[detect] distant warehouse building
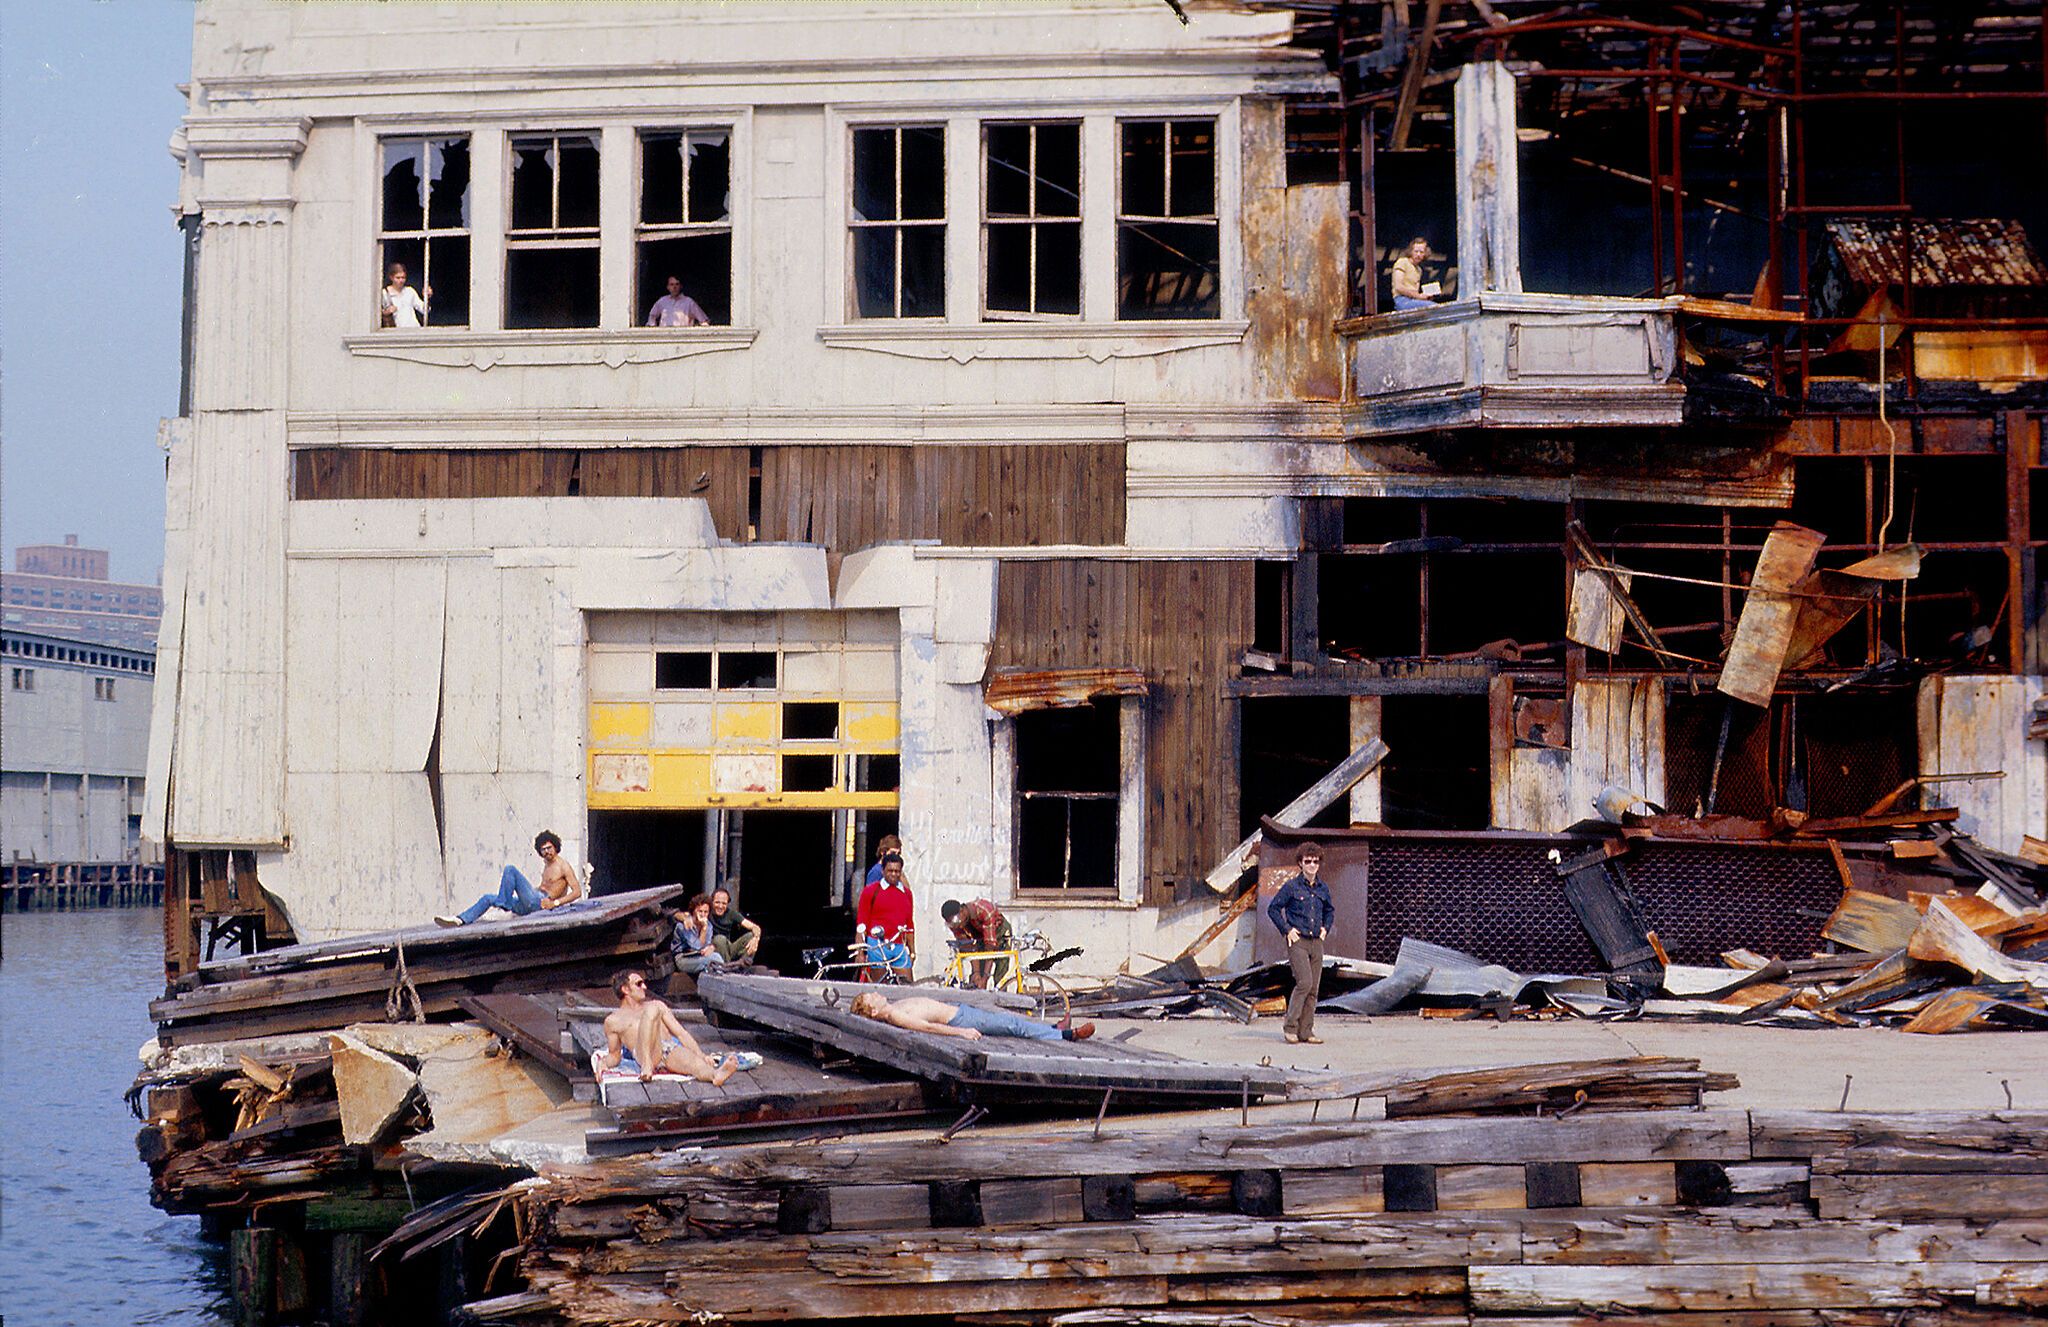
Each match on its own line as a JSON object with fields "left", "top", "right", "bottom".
{"left": 2, "top": 627, "right": 158, "bottom": 871}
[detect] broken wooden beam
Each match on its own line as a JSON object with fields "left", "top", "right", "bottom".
{"left": 1201, "top": 738, "right": 1389, "bottom": 893}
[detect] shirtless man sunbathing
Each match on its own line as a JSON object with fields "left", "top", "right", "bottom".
{"left": 601, "top": 969, "right": 739, "bottom": 1085}
{"left": 849, "top": 990, "right": 1092, "bottom": 1042}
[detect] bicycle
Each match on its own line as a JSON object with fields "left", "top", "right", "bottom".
{"left": 940, "top": 926, "right": 1082, "bottom": 1021}
{"left": 803, "top": 940, "right": 912, "bottom": 986}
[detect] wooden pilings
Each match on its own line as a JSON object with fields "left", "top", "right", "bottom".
{"left": 1, "top": 862, "right": 163, "bottom": 912}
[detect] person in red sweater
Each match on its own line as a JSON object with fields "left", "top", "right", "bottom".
{"left": 856, "top": 852, "right": 915, "bottom": 979}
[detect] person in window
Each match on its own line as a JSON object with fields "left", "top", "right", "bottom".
{"left": 380, "top": 261, "right": 431, "bottom": 327}
{"left": 1266, "top": 842, "right": 1333, "bottom": 1045}
{"left": 856, "top": 852, "right": 915, "bottom": 979}
{"left": 647, "top": 275, "right": 711, "bottom": 327}
{"left": 1390, "top": 237, "right": 1440, "bottom": 311}
{"left": 941, "top": 897, "right": 1015, "bottom": 989}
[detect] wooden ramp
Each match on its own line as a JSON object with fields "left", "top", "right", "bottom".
{"left": 151, "top": 885, "right": 686, "bottom": 1046}
{"left": 695, "top": 973, "right": 1291, "bottom": 1106}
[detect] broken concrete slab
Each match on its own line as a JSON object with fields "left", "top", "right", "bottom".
{"left": 329, "top": 1031, "right": 419, "bottom": 1145}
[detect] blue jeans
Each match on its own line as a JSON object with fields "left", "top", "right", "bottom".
{"left": 947, "top": 1002, "right": 1061, "bottom": 1041}
{"left": 1393, "top": 294, "right": 1434, "bottom": 310}
{"left": 457, "top": 865, "right": 544, "bottom": 924}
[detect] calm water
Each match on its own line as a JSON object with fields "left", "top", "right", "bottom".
{"left": 1, "top": 907, "right": 232, "bottom": 1326}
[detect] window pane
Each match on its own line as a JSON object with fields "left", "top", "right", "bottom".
{"left": 510, "top": 140, "right": 555, "bottom": 230}
{"left": 1118, "top": 221, "right": 1219, "bottom": 318}
{"left": 718, "top": 651, "right": 778, "bottom": 689}
{"left": 505, "top": 247, "right": 600, "bottom": 328}
{"left": 557, "top": 135, "right": 601, "bottom": 229}
{"left": 382, "top": 141, "right": 425, "bottom": 231}
{"left": 1121, "top": 122, "right": 1166, "bottom": 216}
{"left": 636, "top": 233, "right": 731, "bottom": 325}
{"left": 642, "top": 131, "right": 685, "bottom": 225}
{"left": 687, "top": 132, "right": 731, "bottom": 222}
{"left": 1036, "top": 222, "right": 1082, "bottom": 315}
{"left": 1169, "top": 121, "right": 1215, "bottom": 216}
{"left": 852, "top": 129, "right": 896, "bottom": 222}
{"left": 1018, "top": 799, "right": 1072, "bottom": 890}
{"left": 986, "top": 125, "right": 1032, "bottom": 217}
{"left": 423, "top": 235, "right": 471, "bottom": 327}
{"left": 899, "top": 225, "right": 946, "bottom": 317}
{"left": 900, "top": 126, "right": 945, "bottom": 221}
{"left": 853, "top": 228, "right": 898, "bottom": 318}
{"left": 426, "top": 138, "right": 470, "bottom": 229}
{"left": 986, "top": 225, "right": 1032, "bottom": 313}
{"left": 656, "top": 651, "right": 712, "bottom": 689}
{"left": 1038, "top": 123, "right": 1081, "bottom": 217}
{"left": 1067, "top": 799, "right": 1117, "bottom": 890}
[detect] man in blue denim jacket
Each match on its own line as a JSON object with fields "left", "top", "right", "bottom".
{"left": 1265, "top": 843, "right": 1334, "bottom": 1045}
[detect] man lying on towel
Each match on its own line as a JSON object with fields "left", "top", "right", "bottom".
{"left": 849, "top": 991, "right": 1093, "bottom": 1042}
{"left": 602, "top": 968, "right": 739, "bottom": 1085}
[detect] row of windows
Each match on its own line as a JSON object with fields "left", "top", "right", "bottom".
{"left": 378, "top": 117, "right": 1220, "bottom": 331}
{"left": 2, "top": 638, "right": 154, "bottom": 673}
{"left": 6, "top": 669, "right": 120, "bottom": 700}
{"left": 6, "top": 589, "right": 158, "bottom": 609}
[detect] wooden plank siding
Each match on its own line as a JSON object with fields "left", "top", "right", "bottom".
{"left": 992, "top": 560, "right": 1254, "bottom": 905}
{"left": 291, "top": 444, "right": 1123, "bottom": 565}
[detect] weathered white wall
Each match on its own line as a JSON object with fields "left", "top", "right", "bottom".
{"left": 1919, "top": 676, "right": 2046, "bottom": 856}
{"left": 1495, "top": 678, "right": 1665, "bottom": 832}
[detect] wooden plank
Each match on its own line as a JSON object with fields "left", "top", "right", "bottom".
{"left": 1576, "top": 1161, "right": 1677, "bottom": 1207}
{"left": 1718, "top": 521, "right": 1825, "bottom": 707}
{"left": 1521, "top": 1213, "right": 2048, "bottom": 1265}
{"left": 1202, "top": 738, "right": 1390, "bottom": 893}
{"left": 1436, "top": 1164, "right": 1527, "bottom": 1211}
{"left": 1752, "top": 1111, "right": 2048, "bottom": 1162}
{"left": 1812, "top": 1172, "right": 2048, "bottom": 1221}
{"left": 1471, "top": 1262, "right": 2048, "bottom": 1312}
{"left": 1281, "top": 1168, "right": 1386, "bottom": 1216}
{"left": 978, "top": 1177, "right": 1085, "bottom": 1227}
{"left": 1908, "top": 898, "right": 2048, "bottom": 988}
{"left": 826, "top": 1183, "right": 931, "bottom": 1231}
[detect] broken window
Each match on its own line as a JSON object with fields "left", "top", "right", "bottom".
{"left": 637, "top": 129, "right": 732, "bottom": 326}
{"left": 379, "top": 135, "right": 471, "bottom": 327}
{"left": 984, "top": 122, "right": 1081, "bottom": 319}
{"left": 506, "top": 132, "right": 600, "bottom": 328}
{"left": 851, "top": 125, "right": 946, "bottom": 318}
{"left": 1117, "top": 119, "right": 1219, "bottom": 319}
{"left": 1015, "top": 699, "right": 1119, "bottom": 894}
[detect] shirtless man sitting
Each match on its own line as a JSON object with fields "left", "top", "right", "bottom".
{"left": 601, "top": 969, "right": 740, "bottom": 1085}
{"left": 438, "top": 830, "right": 583, "bottom": 926}
{"left": 848, "top": 990, "right": 1092, "bottom": 1042}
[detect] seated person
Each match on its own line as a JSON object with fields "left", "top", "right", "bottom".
{"left": 849, "top": 990, "right": 1092, "bottom": 1042}
{"left": 1390, "top": 237, "right": 1441, "bottom": 311}
{"left": 941, "top": 897, "right": 1015, "bottom": 989}
{"left": 708, "top": 887, "right": 761, "bottom": 965}
{"left": 856, "top": 852, "right": 914, "bottom": 978}
{"left": 437, "top": 830, "right": 581, "bottom": 926}
{"left": 670, "top": 894, "right": 722, "bottom": 974}
{"left": 601, "top": 969, "right": 739, "bottom": 1085}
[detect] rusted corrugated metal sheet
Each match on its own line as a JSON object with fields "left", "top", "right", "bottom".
{"left": 1827, "top": 219, "right": 2048, "bottom": 289}
{"left": 983, "top": 667, "right": 1149, "bottom": 716}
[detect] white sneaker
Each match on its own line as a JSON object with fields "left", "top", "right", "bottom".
{"left": 434, "top": 914, "right": 463, "bottom": 927}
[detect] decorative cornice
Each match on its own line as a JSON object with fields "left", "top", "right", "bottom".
{"left": 285, "top": 403, "right": 1129, "bottom": 448}
{"left": 180, "top": 116, "right": 313, "bottom": 161}
{"left": 342, "top": 327, "right": 760, "bottom": 370}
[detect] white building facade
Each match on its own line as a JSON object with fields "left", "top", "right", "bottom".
{"left": 4, "top": 629, "right": 156, "bottom": 866}
{"left": 153, "top": 0, "right": 1342, "bottom": 964}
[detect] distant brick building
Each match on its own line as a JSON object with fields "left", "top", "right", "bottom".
{"left": 3, "top": 536, "right": 163, "bottom": 652}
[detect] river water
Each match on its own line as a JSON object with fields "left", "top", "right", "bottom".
{"left": 1, "top": 907, "right": 232, "bottom": 1326}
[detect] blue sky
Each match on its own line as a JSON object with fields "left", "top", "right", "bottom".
{"left": 2, "top": 1, "right": 194, "bottom": 586}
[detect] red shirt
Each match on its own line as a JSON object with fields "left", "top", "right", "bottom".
{"left": 858, "top": 878, "right": 914, "bottom": 943}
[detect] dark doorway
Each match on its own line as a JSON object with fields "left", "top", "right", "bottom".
{"left": 730, "top": 810, "right": 846, "bottom": 973}
{"left": 1380, "top": 695, "right": 1490, "bottom": 830}
{"left": 589, "top": 809, "right": 707, "bottom": 896}
{"left": 1239, "top": 696, "right": 1354, "bottom": 835}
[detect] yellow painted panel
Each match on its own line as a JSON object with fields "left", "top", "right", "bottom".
{"left": 842, "top": 702, "right": 899, "bottom": 745}
{"left": 716, "top": 702, "right": 779, "bottom": 744}
{"left": 649, "top": 753, "right": 712, "bottom": 798}
{"left": 590, "top": 702, "right": 651, "bottom": 745}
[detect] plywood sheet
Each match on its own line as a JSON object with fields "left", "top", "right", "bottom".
{"left": 1718, "top": 522, "right": 1824, "bottom": 708}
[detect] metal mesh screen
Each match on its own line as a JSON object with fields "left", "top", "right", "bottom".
{"left": 1359, "top": 837, "right": 1840, "bottom": 971}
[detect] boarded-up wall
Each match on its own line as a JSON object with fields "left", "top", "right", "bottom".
{"left": 992, "top": 560, "right": 1254, "bottom": 903}
{"left": 292, "top": 444, "right": 1124, "bottom": 564}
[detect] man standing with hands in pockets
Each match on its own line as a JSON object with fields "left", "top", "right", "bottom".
{"left": 1266, "top": 843, "right": 1333, "bottom": 1045}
